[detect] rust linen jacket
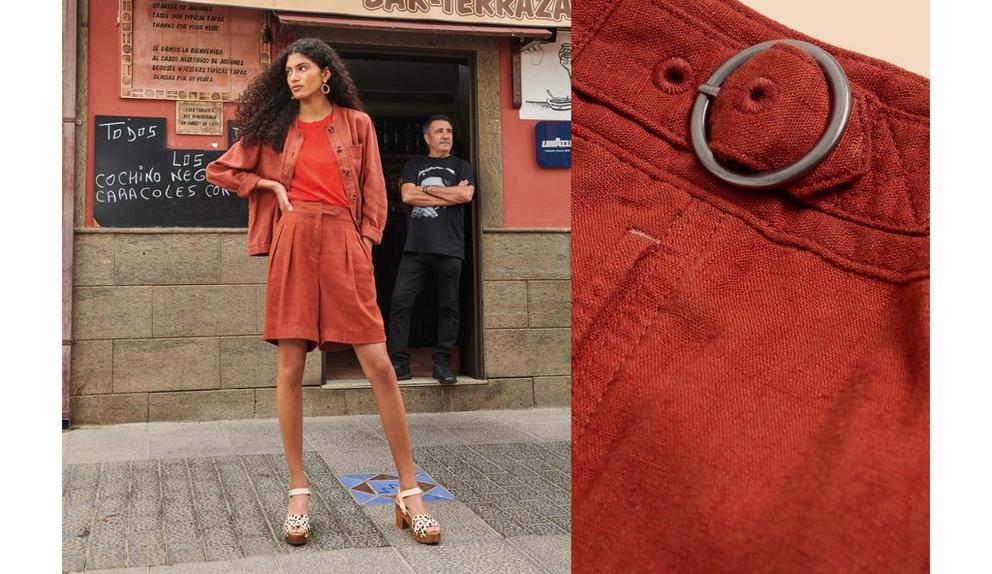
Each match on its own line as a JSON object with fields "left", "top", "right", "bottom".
{"left": 205, "top": 105, "right": 387, "bottom": 256}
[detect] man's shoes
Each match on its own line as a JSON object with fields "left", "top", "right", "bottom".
{"left": 432, "top": 364, "right": 457, "bottom": 385}
{"left": 393, "top": 363, "right": 412, "bottom": 381}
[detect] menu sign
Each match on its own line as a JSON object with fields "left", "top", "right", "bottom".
{"left": 92, "top": 115, "right": 247, "bottom": 228}
{"left": 120, "top": 0, "right": 269, "bottom": 101}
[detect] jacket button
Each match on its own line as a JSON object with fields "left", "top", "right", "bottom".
{"left": 336, "top": 146, "right": 343, "bottom": 153}
{"left": 343, "top": 169, "right": 350, "bottom": 175}
{"left": 328, "top": 126, "right": 335, "bottom": 133}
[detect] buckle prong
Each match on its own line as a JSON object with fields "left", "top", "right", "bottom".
{"left": 698, "top": 84, "right": 721, "bottom": 98}
{"left": 689, "top": 39, "right": 852, "bottom": 189}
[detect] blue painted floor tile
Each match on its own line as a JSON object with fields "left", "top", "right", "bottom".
{"left": 338, "top": 472, "right": 455, "bottom": 506}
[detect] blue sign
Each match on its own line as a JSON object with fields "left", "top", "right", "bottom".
{"left": 535, "top": 121, "right": 571, "bottom": 168}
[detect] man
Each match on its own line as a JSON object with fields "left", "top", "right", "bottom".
{"left": 388, "top": 114, "right": 475, "bottom": 384}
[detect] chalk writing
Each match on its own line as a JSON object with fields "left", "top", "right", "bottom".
{"left": 93, "top": 115, "right": 245, "bottom": 227}
{"left": 97, "top": 121, "right": 158, "bottom": 142}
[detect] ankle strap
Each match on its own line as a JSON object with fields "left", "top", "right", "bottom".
{"left": 398, "top": 487, "right": 423, "bottom": 500}
{"left": 289, "top": 488, "right": 310, "bottom": 497}
{"left": 395, "top": 487, "right": 423, "bottom": 515}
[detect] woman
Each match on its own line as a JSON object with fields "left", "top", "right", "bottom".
{"left": 206, "top": 38, "right": 441, "bottom": 546}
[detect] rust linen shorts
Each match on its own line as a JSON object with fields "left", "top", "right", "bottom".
{"left": 263, "top": 200, "right": 385, "bottom": 351}
{"left": 572, "top": 0, "right": 928, "bottom": 570}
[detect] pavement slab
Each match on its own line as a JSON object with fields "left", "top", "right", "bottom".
{"left": 398, "top": 539, "right": 548, "bottom": 574}
{"left": 64, "top": 408, "right": 570, "bottom": 573}
{"left": 509, "top": 534, "right": 571, "bottom": 574}
{"left": 63, "top": 424, "right": 149, "bottom": 465}
{"left": 275, "top": 547, "right": 412, "bottom": 574}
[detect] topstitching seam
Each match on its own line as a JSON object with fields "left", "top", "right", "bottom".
{"left": 881, "top": 113, "right": 924, "bottom": 227}
{"left": 573, "top": 0, "right": 622, "bottom": 61}
{"left": 573, "top": 87, "right": 925, "bottom": 234}
{"left": 663, "top": 0, "right": 930, "bottom": 117}
{"left": 573, "top": 125, "right": 928, "bottom": 284}
{"left": 626, "top": 0, "right": 930, "bottom": 123}
{"left": 574, "top": 203, "right": 725, "bottom": 441}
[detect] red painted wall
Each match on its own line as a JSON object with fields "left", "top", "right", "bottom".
{"left": 498, "top": 39, "right": 571, "bottom": 229}
{"left": 86, "top": 5, "right": 570, "bottom": 229}
{"left": 85, "top": 1, "right": 246, "bottom": 226}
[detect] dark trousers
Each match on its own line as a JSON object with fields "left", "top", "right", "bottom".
{"left": 387, "top": 252, "right": 462, "bottom": 367}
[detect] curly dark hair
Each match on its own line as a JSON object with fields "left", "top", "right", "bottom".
{"left": 235, "top": 38, "right": 365, "bottom": 151}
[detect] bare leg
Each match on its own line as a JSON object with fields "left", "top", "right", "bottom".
{"left": 354, "top": 342, "right": 440, "bottom": 535}
{"left": 276, "top": 339, "right": 309, "bottom": 534}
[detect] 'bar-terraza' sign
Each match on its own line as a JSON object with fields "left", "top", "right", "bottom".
{"left": 179, "top": 0, "right": 571, "bottom": 28}
{"left": 361, "top": 0, "right": 571, "bottom": 23}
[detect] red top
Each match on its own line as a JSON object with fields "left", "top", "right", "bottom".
{"left": 288, "top": 111, "right": 349, "bottom": 207}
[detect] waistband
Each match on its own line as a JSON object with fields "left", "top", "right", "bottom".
{"left": 573, "top": 0, "right": 929, "bottom": 282}
{"left": 287, "top": 200, "right": 355, "bottom": 222}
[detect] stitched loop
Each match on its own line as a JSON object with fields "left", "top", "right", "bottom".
{"left": 652, "top": 57, "right": 694, "bottom": 94}
{"left": 735, "top": 76, "right": 777, "bottom": 113}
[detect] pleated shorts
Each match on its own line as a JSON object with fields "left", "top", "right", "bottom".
{"left": 263, "top": 200, "right": 385, "bottom": 351}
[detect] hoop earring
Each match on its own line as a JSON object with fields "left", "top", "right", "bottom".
{"left": 320, "top": 82, "right": 330, "bottom": 95}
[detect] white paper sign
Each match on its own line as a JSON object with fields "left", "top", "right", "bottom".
{"left": 520, "top": 31, "right": 571, "bottom": 121}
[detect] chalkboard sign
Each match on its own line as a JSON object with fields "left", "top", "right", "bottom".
{"left": 93, "top": 115, "right": 247, "bottom": 227}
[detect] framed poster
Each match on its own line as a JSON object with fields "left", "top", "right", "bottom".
{"left": 520, "top": 30, "right": 571, "bottom": 120}
{"left": 120, "top": 0, "right": 269, "bottom": 101}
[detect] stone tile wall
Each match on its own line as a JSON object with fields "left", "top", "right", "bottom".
{"left": 70, "top": 229, "right": 572, "bottom": 424}
{"left": 70, "top": 231, "right": 324, "bottom": 425}
{"left": 480, "top": 230, "right": 572, "bottom": 408}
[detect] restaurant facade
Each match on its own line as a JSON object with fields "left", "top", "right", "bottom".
{"left": 63, "top": 0, "right": 571, "bottom": 425}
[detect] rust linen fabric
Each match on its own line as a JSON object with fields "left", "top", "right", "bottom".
{"left": 571, "top": 0, "right": 929, "bottom": 571}
{"left": 205, "top": 105, "right": 386, "bottom": 255}
{"left": 264, "top": 201, "right": 384, "bottom": 352}
{"left": 205, "top": 105, "right": 389, "bottom": 350}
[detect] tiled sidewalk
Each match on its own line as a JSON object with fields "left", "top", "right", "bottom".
{"left": 62, "top": 408, "right": 570, "bottom": 573}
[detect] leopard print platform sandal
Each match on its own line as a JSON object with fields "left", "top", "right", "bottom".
{"left": 394, "top": 487, "right": 441, "bottom": 544}
{"left": 283, "top": 487, "right": 311, "bottom": 545}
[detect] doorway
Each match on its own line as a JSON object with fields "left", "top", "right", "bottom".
{"left": 323, "top": 48, "right": 482, "bottom": 382}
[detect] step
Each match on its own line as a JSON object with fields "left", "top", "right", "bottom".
{"left": 321, "top": 376, "right": 487, "bottom": 389}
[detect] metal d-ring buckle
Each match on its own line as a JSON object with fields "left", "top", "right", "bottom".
{"left": 689, "top": 39, "right": 852, "bottom": 189}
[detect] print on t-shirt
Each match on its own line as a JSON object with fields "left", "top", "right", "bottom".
{"left": 410, "top": 168, "right": 453, "bottom": 220}
{"left": 401, "top": 155, "right": 475, "bottom": 260}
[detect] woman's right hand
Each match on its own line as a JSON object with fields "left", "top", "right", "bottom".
{"left": 263, "top": 180, "right": 293, "bottom": 212}
{"left": 273, "top": 182, "right": 293, "bottom": 213}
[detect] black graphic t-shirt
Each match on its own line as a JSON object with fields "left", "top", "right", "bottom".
{"left": 400, "top": 155, "right": 475, "bottom": 260}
